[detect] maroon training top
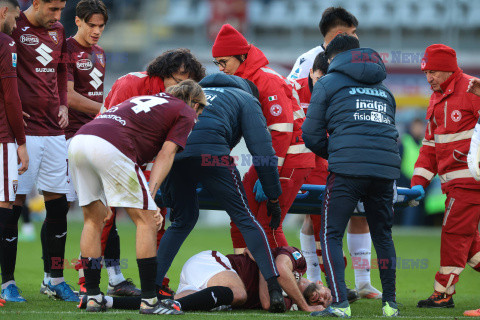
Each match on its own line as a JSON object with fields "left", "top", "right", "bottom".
{"left": 11, "top": 12, "right": 68, "bottom": 136}
{"left": 76, "top": 93, "right": 197, "bottom": 165}
{"left": 227, "top": 246, "right": 307, "bottom": 309}
{"left": 0, "top": 32, "right": 25, "bottom": 145}
{"left": 65, "top": 37, "right": 105, "bottom": 140}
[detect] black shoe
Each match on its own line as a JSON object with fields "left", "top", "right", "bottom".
{"left": 140, "top": 298, "right": 183, "bottom": 315}
{"left": 107, "top": 279, "right": 141, "bottom": 296}
{"left": 77, "top": 294, "right": 87, "bottom": 309}
{"left": 417, "top": 291, "right": 454, "bottom": 308}
{"left": 268, "top": 289, "right": 286, "bottom": 313}
{"left": 347, "top": 287, "right": 360, "bottom": 304}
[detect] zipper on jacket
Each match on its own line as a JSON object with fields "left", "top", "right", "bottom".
{"left": 444, "top": 101, "right": 447, "bottom": 128}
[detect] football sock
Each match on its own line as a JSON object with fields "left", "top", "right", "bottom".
{"left": 50, "top": 277, "right": 65, "bottom": 286}
{"left": 112, "top": 296, "right": 141, "bottom": 310}
{"left": 83, "top": 256, "right": 102, "bottom": 296}
{"left": 21, "top": 204, "right": 31, "bottom": 223}
{"left": 45, "top": 196, "right": 69, "bottom": 278}
{"left": 1, "top": 280, "right": 15, "bottom": 290}
{"left": 137, "top": 257, "right": 157, "bottom": 299}
{"left": 347, "top": 232, "right": 372, "bottom": 287}
{"left": 107, "top": 265, "right": 125, "bottom": 286}
{"left": 0, "top": 206, "right": 21, "bottom": 284}
{"left": 41, "top": 220, "right": 50, "bottom": 274}
{"left": 105, "top": 296, "right": 113, "bottom": 309}
{"left": 176, "top": 286, "right": 234, "bottom": 311}
{"left": 300, "top": 232, "right": 322, "bottom": 282}
{"left": 44, "top": 273, "right": 51, "bottom": 284}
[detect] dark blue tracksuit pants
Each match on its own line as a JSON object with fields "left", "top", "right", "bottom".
{"left": 156, "top": 157, "right": 279, "bottom": 286}
{"left": 321, "top": 173, "right": 396, "bottom": 304}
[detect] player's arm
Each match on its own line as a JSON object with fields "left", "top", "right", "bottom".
{"left": 57, "top": 35, "right": 68, "bottom": 128}
{"left": 148, "top": 141, "right": 178, "bottom": 197}
{"left": 411, "top": 119, "right": 437, "bottom": 188}
{"left": 275, "top": 254, "right": 319, "bottom": 312}
{"left": 1, "top": 77, "right": 28, "bottom": 174}
{"left": 67, "top": 81, "right": 102, "bottom": 114}
{"left": 302, "top": 81, "right": 328, "bottom": 159}
{"left": 258, "top": 271, "right": 270, "bottom": 310}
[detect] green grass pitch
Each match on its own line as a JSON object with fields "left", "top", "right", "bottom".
{"left": 0, "top": 218, "right": 477, "bottom": 319}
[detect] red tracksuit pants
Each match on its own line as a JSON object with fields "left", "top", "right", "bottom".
{"left": 434, "top": 188, "right": 480, "bottom": 295}
{"left": 230, "top": 166, "right": 311, "bottom": 248}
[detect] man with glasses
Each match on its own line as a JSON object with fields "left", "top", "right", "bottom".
{"left": 74, "top": 48, "right": 206, "bottom": 299}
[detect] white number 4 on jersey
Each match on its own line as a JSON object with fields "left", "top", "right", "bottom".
{"left": 130, "top": 96, "right": 168, "bottom": 114}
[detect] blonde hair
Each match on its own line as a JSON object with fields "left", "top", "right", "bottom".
{"left": 165, "top": 79, "right": 207, "bottom": 109}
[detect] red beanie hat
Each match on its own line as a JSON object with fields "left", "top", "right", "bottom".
{"left": 421, "top": 44, "right": 458, "bottom": 72}
{"left": 212, "top": 24, "right": 250, "bottom": 58}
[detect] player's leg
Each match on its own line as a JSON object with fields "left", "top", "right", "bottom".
{"left": 418, "top": 189, "right": 477, "bottom": 308}
{"left": 362, "top": 179, "right": 397, "bottom": 315}
{"left": 103, "top": 210, "right": 140, "bottom": 297}
{"left": 0, "top": 143, "right": 26, "bottom": 302}
{"left": 302, "top": 215, "right": 322, "bottom": 282}
{"left": 319, "top": 173, "right": 358, "bottom": 312}
{"left": 155, "top": 158, "right": 199, "bottom": 292}
{"left": 230, "top": 166, "right": 259, "bottom": 253}
{"left": 467, "top": 229, "right": 480, "bottom": 272}
{"left": 19, "top": 205, "right": 35, "bottom": 242}
{"left": 200, "top": 160, "right": 285, "bottom": 313}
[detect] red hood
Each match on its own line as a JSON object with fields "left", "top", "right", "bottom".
{"left": 234, "top": 45, "right": 269, "bottom": 79}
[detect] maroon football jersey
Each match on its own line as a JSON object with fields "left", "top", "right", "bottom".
{"left": 0, "top": 32, "right": 19, "bottom": 143}
{"left": 227, "top": 246, "right": 306, "bottom": 309}
{"left": 65, "top": 37, "right": 105, "bottom": 140}
{"left": 76, "top": 93, "right": 197, "bottom": 165}
{"left": 12, "top": 12, "right": 67, "bottom": 136}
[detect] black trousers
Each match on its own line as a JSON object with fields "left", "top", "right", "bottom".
{"left": 320, "top": 173, "right": 396, "bottom": 303}
{"left": 156, "top": 157, "right": 279, "bottom": 286}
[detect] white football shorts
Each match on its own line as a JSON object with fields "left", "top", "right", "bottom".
{"left": 68, "top": 134, "right": 156, "bottom": 210}
{"left": 65, "top": 138, "right": 77, "bottom": 202}
{"left": 0, "top": 143, "right": 19, "bottom": 202}
{"left": 177, "top": 250, "right": 237, "bottom": 294}
{"left": 17, "top": 135, "right": 68, "bottom": 195}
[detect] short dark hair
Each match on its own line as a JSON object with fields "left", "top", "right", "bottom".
{"left": 319, "top": 7, "right": 358, "bottom": 37}
{"left": 312, "top": 52, "right": 329, "bottom": 75}
{"left": 76, "top": 0, "right": 108, "bottom": 24}
{"left": 147, "top": 48, "right": 206, "bottom": 82}
{"left": 324, "top": 34, "right": 360, "bottom": 60}
{"left": 245, "top": 79, "right": 259, "bottom": 100}
{"left": 0, "top": 0, "right": 20, "bottom": 8}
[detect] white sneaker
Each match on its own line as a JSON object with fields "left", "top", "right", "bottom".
{"left": 356, "top": 283, "right": 382, "bottom": 300}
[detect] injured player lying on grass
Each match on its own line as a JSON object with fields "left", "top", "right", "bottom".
{"left": 78, "top": 246, "right": 332, "bottom": 314}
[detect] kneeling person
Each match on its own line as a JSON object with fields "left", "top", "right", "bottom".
{"left": 69, "top": 80, "right": 205, "bottom": 313}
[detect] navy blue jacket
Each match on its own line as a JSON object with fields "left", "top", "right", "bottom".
{"left": 302, "top": 48, "right": 401, "bottom": 180}
{"left": 177, "top": 73, "right": 281, "bottom": 199}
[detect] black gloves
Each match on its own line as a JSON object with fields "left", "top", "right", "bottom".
{"left": 267, "top": 199, "right": 281, "bottom": 230}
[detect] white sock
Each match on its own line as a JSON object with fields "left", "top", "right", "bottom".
{"left": 300, "top": 232, "right": 322, "bottom": 282}
{"left": 1, "top": 280, "right": 15, "bottom": 290}
{"left": 105, "top": 296, "right": 113, "bottom": 308}
{"left": 22, "top": 222, "right": 34, "bottom": 234}
{"left": 44, "top": 273, "right": 51, "bottom": 284}
{"left": 107, "top": 265, "right": 125, "bottom": 286}
{"left": 89, "top": 293, "right": 102, "bottom": 302}
{"left": 50, "top": 277, "right": 65, "bottom": 286}
{"left": 347, "top": 232, "right": 371, "bottom": 288}
{"left": 78, "top": 253, "right": 84, "bottom": 280}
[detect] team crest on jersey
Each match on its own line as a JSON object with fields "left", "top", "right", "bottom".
{"left": 451, "top": 110, "right": 462, "bottom": 122}
{"left": 48, "top": 31, "right": 59, "bottom": 44}
{"left": 13, "top": 180, "right": 18, "bottom": 193}
{"left": 96, "top": 54, "right": 105, "bottom": 68}
{"left": 12, "top": 53, "right": 17, "bottom": 67}
{"left": 270, "top": 104, "right": 282, "bottom": 116}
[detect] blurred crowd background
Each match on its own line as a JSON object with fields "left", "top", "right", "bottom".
{"left": 19, "top": 0, "right": 480, "bottom": 228}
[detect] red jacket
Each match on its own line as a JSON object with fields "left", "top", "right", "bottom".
{"left": 234, "top": 45, "right": 314, "bottom": 173}
{"left": 104, "top": 72, "right": 165, "bottom": 109}
{"left": 412, "top": 69, "right": 480, "bottom": 193}
{"left": 295, "top": 77, "right": 328, "bottom": 183}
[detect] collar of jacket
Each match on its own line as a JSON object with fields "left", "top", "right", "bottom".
{"left": 234, "top": 44, "right": 269, "bottom": 79}
{"left": 426, "top": 68, "right": 463, "bottom": 119}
